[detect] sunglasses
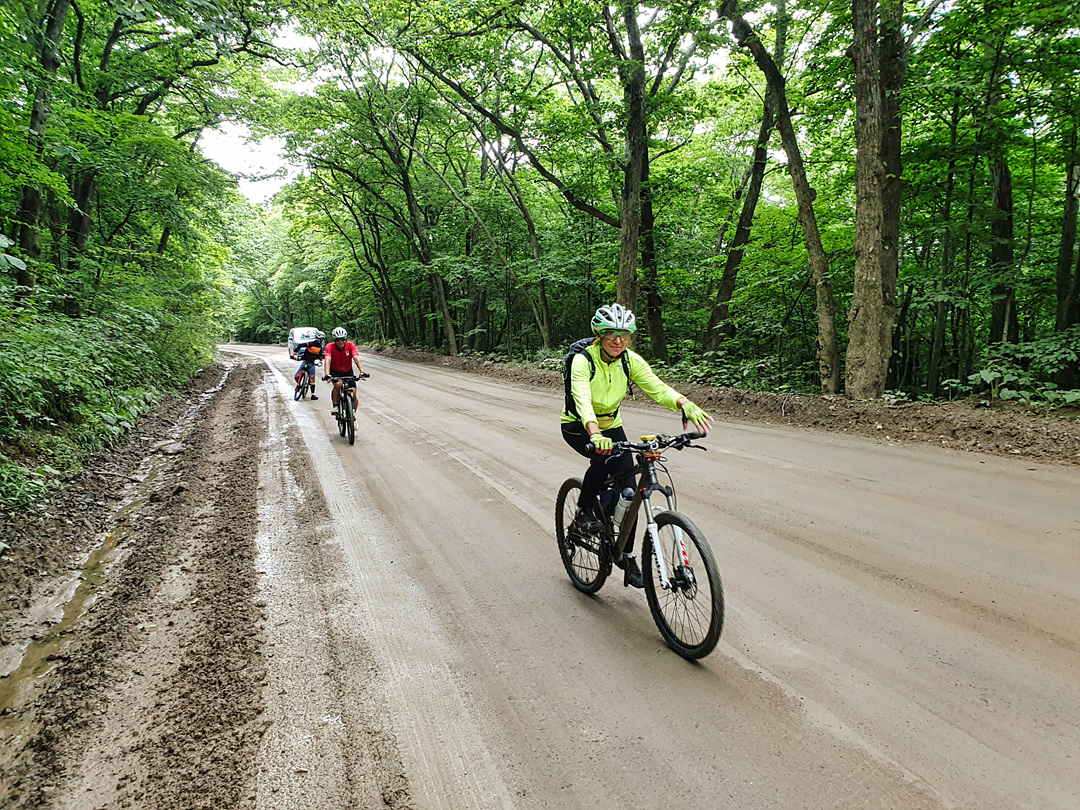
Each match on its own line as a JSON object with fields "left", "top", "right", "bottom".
{"left": 601, "top": 331, "right": 630, "bottom": 341}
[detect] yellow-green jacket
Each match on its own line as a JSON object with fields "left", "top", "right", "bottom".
{"left": 561, "top": 342, "right": 684, "bottom": 430}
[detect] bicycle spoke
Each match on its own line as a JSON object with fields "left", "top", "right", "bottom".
{"left": 643, "top": 511, "right": 723, "bottom": 659}
{"left": 556, "top": 478, "right": 609, "bottom": 594}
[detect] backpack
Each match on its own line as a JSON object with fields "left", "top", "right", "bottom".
{"left": 563, "top": 337, "right": 633, "bottom": 419}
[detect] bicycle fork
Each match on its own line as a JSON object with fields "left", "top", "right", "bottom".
{"left": 641, "top": 492, "right": 686, "bottom": 591}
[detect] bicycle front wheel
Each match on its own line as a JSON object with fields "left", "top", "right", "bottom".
{"left": 642, "top": 511, "right": 723, "bottom": 659}
{"left": 337, "top": 406, "right": 346, "bottom": 436}
{"left": 346, "top": 398, "right": 355, "bottom": 445}
{"left": 555, "top": 478, "right": 609, "bottom": 594}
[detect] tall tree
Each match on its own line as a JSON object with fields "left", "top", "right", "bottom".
{"left": 13, "top": 0, "right": 72, "bottom": 298}
{"left": 720, "top": 4, "right": 841, "bottom": 393}
{"left": 845, "top": 0, "right": 910, "bottom": 398}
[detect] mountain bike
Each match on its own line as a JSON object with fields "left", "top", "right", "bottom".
{"left": 294, "top": 360, "right": 320, "bottom": 401}
{"left": 555, "top": 431, "right": 723, "bottom": 660}
{"left": 325, "top": 373, "right": 368, "bottom": 445}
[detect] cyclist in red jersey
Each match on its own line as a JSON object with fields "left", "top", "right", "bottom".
{"left": 323, "top": 326, "right": 366, "bottom": 415}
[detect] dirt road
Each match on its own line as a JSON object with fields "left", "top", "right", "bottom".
{"left": 2, "top": 345, "right": 1078, "bottom": 809}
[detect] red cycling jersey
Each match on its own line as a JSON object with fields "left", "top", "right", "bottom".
{"left": 325, "top": 341, "right": 360, "bottom": 375}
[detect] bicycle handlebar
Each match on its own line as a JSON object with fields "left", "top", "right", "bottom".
{"left": 322, "top": 372, "right": 370, "bottom": 382}
{"left": 585, "top": 431, "right": 705, "bottom": 455}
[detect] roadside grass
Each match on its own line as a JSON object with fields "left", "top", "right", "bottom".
{"left": 0, "top": 307, "right": 215, "bottom": 511}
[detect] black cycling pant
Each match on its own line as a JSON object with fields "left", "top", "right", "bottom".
{"left": 562, "top": 422, "right": 638, "bottom": 552}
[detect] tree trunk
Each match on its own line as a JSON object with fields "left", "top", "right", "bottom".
{"left": 1055, "top": 157, "right": 1080, "bottom": 390}
{"left": 845, "top": 0, "right": 893, "bottom": 399}
{"left": 68, "top": 174, "right": 95, "bottom": 257}
{"left": 464, "top": 276, "right": 479, "bottom": 351}
{"left": 988, "top": 156, "right": 1019, "bottom": 344}
{"left": 640, "top": 150, "right": 668, "bottom": 360}
{"left": 704, "top": 166, "right": 753, "bottom": 306}
{"left": 431, "top": 272, "right": 457, "bottom": 354}
{"left": 878, "top": 0, "right": 904, "bottom": 382}
{"left": 539, "top": 277, "right": 552, "bottom": 350}
{"left": 615, "top": 0, "right": 646, "bottom": 309}
{"left": 474, "top": 287, "right": 488, "bottom": 352}
{"left": 14, "top": 0, "right": 73, "bottom": 299}
{"left": 1055, "top": 160, "right": 1079, "bottom": 333}
{"left": 702, "top": 95, "right": 774, "bottom": 353}
{"left": 927, "top": 94, "right": 963, "bottom": 398}
{"left": 729, "top": 13, "right": 841, "bottom": 393}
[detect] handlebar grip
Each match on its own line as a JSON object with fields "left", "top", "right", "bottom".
{"left": 684, "top": 431, "right": 704, "bottom": 440}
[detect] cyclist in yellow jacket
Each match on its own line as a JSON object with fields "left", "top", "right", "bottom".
{"left": 561, "top": 303, "right": 712, "bottom": 588}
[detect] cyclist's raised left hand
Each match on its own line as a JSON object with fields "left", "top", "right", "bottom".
{"left": 681, "top": 400, "right": 713, "bottom": 433}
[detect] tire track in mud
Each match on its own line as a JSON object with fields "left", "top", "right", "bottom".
{"left": 2, "top": 355, "right": 417, "bottom": 810}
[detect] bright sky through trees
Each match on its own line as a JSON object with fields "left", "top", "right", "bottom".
{"left": 202, "top": 124, "right": 293, "bottom": 203}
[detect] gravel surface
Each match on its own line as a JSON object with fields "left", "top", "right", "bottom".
{"left": 0, "top": 345, "right": 1077, "bottom": 809}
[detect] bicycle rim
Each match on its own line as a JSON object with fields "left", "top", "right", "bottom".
{"left": 555, "top": 478, "right": 609, "bottom": 594}
{"left": 642, "top": 511, "right": 723, "bottom": 659}
{"left": 346, "top": 402, "right": 355, "bottom": 444}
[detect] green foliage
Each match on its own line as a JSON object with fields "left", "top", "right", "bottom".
{"left": 0, "top": 453, "right": 60, "bottom": 513}
{"left": 968, "top": 328, "right": 1080, "bottom": 405}
{"left": 0, "top": 295, "right": 218, "bottom": 509}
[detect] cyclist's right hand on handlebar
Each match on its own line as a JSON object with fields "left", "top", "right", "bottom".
{"left": 591, "top": 434, "right": 613, "bottom": 455}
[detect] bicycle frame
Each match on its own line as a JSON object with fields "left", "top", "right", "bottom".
{"left": 603, "top": 439, "right": 689, "bottom": 592}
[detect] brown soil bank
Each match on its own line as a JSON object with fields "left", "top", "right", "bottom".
{"left": 368, "top": 344, "right": 1080, "bottom": 466}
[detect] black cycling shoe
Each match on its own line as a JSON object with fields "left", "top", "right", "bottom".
{"left": 571, "top": 508, "right": 603, "bottom": 535}
{"left": 615, "top": 553, "right": 644, "bottom": 589}
{"left": 310, "top": 394, "right": 319, "bottom": 400}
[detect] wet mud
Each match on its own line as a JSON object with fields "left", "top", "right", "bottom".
{"left": 1, "top": 360, "right": 266, "bottom": 809}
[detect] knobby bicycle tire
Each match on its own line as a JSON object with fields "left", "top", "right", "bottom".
{"left": 555, "top": 477, "right": 609, "bottom": 594}
{"left": 642, "top": 510, "right": 723, "bottom": 659}
{"left": 346, "top": 396, "right": 355, "bottom": 445}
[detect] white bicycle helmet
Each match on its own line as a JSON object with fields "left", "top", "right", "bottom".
{"left": 331, "top": 327, "right": 347, "bottom": 340}
{"left": 591, "top": 304, "right": 637, "bottom": 334}
{"left": 315, "top": 330, "right": 325, "bottom": 340}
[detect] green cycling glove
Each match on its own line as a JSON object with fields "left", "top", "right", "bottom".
{"left": 681, "top": 401, "right": 708, "bottom": 429}
{"left": 591, "top": 434, "right": 613, "bottom": 452}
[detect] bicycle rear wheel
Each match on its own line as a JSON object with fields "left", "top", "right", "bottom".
{"left": 346, "top": 397, "right": 355, "bottom": 445}
{"left": 337, "top": 405, "right": 346, "bottom": 436}
{"left": 642, "top": 511, "right": 723, "bottom": 659}
{"left": 555, "top": 478, "right": 609, "bottom": 594}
